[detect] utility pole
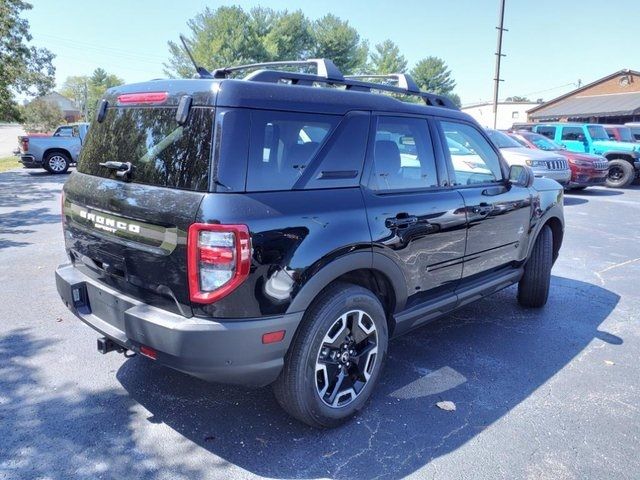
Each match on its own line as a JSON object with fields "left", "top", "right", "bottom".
{"left": 492, "top": 0, "right": 507, "bottom": 129}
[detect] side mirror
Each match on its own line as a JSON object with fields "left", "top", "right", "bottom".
{"left": 508, "top": 164, "right": 534, "bottom": 188}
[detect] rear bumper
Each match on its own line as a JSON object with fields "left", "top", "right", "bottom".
{"left": 20, "top": 154, "right": 43, "bottom": 168}
{"left": 55, "top": 263, "right": 303, "bottom": 387}
{"left": 569, "top": 170, "right": 608, "bottom": 187}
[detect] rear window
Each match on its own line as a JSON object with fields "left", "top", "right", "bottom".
{"left": 78, "top": 107, "right": 213, "bottom": 191}
{"left": 246, "top": 110, "right": 338, "bottom": 191}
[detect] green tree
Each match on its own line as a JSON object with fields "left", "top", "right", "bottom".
{"left": 311, "top": 14, "right": 368, "bottom": 74}
{"left": 369, "top": 39, "right": 407, "bottom": 74}
{"left": 262, "top": 9, "right": 313, "bottom": 61}
{"left": 164, "top": 6, "right": 269, "bottom": 77}
{"left": 22, "top": 97, "right": 64, "bottom": 132}
{"left": 447, "top": 92, "right": 462, "bottom": 108}
{"left": 410, "top": 56, "right": 456, "bottom": 96}
{"left": 0, "top": 0, "right": 56, "bottom": 121}
{"left": 60, "top": 68, "right": 123, "bottom": 120}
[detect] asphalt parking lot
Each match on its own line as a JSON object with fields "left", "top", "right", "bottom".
{"left": 1, "top": 169, "right": 638, "bottom": 480}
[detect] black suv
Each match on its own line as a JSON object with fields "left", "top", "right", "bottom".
{"left": 56, "top": 59, "right": 564, "bottom": 428}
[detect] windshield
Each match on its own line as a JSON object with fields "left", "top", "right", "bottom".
{"left": 629, "top": 126, "right": 640, "bottom": 140}
{"left": 587, "top": 125, "right": 609, "bottom": 141}
{"left": 486, "top": 129, "right": 522, "bottom": 149}
{"left": 524, "top": 133, "right": 563, "bottom": 151}
{"left": 78, "top": 107, "right": 213, "bottom": 191}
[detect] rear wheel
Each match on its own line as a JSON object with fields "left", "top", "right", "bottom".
{"left": 43, "top": 152, "right": 70, "bottom": 174}
{"left": 273, "top": 283, "right": 388, "bottom": 428}
{"left": 518, "top": 225, "right": 553, "bottom": 308}
{"left": 605, "top": 159, "right": 634, "bottom": 188}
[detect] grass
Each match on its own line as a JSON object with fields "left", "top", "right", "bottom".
{"left": 0, "top": 155, "right": 20, "bottom": 173}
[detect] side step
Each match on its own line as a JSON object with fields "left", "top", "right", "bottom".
{"left": 392, "top": 267, "right": 523, "bottom": 337}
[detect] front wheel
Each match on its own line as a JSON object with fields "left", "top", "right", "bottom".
{"left": 518, "top": 225, "right": 553, "bottom": 308}
{"left": 605, "top": 159, "right": 634, "bottom": 188}
{"left": 43, "top": 152, "right": 70, "bottom": 174}
{"left": 273, "top": 283, "right": 388, "bottom": 428}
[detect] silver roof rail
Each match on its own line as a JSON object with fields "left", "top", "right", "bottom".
{"left": 344, "top": 74, "right": 421, "bottom": 94}
{"left": 212, "top": 59, "right": 344, "bottom": 82}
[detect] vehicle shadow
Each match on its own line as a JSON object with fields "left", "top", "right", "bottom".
{"left": 566, "top": 187, "right": 622, "bottom": 196}
{"left": 111, "top": 275, "right": 620, "bottom": 479}
{"left": 563, "top": 197, "right": 589, "bottom": 206}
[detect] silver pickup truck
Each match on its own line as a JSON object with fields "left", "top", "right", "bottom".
{"left": 18, "top": 123, "right": 90, "bottom": 174}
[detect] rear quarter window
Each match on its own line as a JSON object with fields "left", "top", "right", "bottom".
{"left": 246, "top": 110, "right": 339, "bottom": 192}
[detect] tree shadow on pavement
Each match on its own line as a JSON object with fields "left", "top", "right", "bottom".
{"left": 109, "top": 276, "right": 620, "bottom": 479}
{"left": 0, "top": 329, "right": 202, "bottom": 480}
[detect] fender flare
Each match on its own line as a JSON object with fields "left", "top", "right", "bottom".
{"left": 286, "top": 250, "right": 408, "bottom": 314}
{"left": 603, "top": 151, "right": 636, "bottom": 162}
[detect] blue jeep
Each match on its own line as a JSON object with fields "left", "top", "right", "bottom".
{"left": 532, "top": 123, "right": 640, "bottom": 187}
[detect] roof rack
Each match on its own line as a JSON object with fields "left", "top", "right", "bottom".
{"left": 210, "top": 58, "right": 457, "bottom": 110}
{"left": 212, "top": 59, "right": 344, "bottom": 82}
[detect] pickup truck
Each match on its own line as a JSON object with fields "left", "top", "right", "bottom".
{"left": 18, "top": 123, "right": 89, "bottom": 174}
{"left": 532, "top": 122, "right": 640, "bottom": 187}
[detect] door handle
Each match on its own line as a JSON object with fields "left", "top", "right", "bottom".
{"left": 385, "top": 215, "right": 419, "bottom": 229}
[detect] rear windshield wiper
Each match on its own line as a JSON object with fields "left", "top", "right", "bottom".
{"left": 99, "top": 161, "right": 133, "bottom": 181}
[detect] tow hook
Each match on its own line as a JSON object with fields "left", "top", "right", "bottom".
{"left": 97, "top": 337, "right": 125, "bottom": 355}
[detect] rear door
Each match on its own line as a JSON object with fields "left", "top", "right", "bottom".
{"left": 362, "top": 115, "right": 467, "bottom": 308}
{"left": 62, "top": 98, "right": 214, "bottom": 316}
{"left": 436, "top": 119, "right": 532, "bottom": 279}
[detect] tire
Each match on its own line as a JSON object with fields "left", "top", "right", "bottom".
{"left": 605, "top": 159, "right": 634, "bottom": 188}
{"left": 572, "top": 186, "right": 587, "bottom": 191}
{"left": 518, "top": 225, "right": 553, "bottom": 308}
{"left": 273, "top": 282, "right": 388, "bottom": 428}
{"left": 43, "top": 152, "right": 70, "bottom": 174}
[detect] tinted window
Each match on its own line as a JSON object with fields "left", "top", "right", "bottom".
{"left": 587, "top": 125, "right": 609, "bottom": 141}
{"left": 536, "top": 126, "right": 556, "bottom": 139}
{"left": 369, "top": 116, "right": 437, "bottom": 191}
{"left": 561, "top": 127, "right": 584, "bottom": 141}
{"left": 304, "top": 114, "right": 369, "bottom": 189}
{"left": 486, "top": 129, "right": 522, "bottom": 148}
{"left": 246, "top": 110, "right": 337, "bottom": 191}
{"left": 78, "top": 107, "right": 213, "bottom": 191}
{"left": 441, "top": 121, "right": 503, "bottom": 186}
{"left": 54, "top": 126, "right": 73, "bottom": 137}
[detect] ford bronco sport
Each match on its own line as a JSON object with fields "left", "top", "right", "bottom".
{"left": 56, "top": 59, "right": 564, "bottom": 428}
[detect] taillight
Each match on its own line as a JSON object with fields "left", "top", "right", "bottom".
{"left": 117, "top": 92, "right": 168, "bottom": 105}
{"left": 187, "top": 223, "right": 251, "bottom": 304}
{"left": 20, "top": 137, "right": 29, "bottom": 153}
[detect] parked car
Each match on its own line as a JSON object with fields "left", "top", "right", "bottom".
{"left": 603, "top": 124, "right": 637, "bottom": 143}
{"left": 484, "top": 129, "right": 571, "bottom": 185}
{"left": 625, "top": 122, "right": 640, "bottom": 141}
{"left": 509, "top": 131, "right": 609, "bottom": 190}
{"left": 532, "top": 123, "right": 640, "bottom": 187}
{"left": 18, "top": 122, "right": 89, "bottom": 174}
{"left": 55, "top": 59, "right": 564, "bottom": 428}
{"left": 510, "top": 122, "right": 536, "bottom": 132}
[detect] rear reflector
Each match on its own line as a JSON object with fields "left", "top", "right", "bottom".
{"left": 117, "top": 92, "right": 168, "bottom": 105}
{"left": 139, "top": 345, "right": 157, "bottom": 360}
{"left": 262, "top": 330, "right": 286, "bottom": 344}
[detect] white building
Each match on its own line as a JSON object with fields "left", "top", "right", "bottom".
{"left": 461, "top": 101, "right": 540, "bottom": 130}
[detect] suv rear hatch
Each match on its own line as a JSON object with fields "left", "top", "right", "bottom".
{"left": 62, "top": 86, "right": 215, "bottom": 317}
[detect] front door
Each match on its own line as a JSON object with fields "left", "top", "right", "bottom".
{"left": 436, "top": 119, "right": 532, "bottom": 279}
{"left": 362, "top": 115, "right": 468, "bottom": 307}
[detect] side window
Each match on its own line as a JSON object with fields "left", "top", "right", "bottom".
{"left": 536, "top": 126, "right": 556, "bottom": 139}
{"left": 561, "top": 127, "right": 584, "bottom": 141}
{"left": 54, "top": 126, "right": 73, "bottom": 137}
{"left": 246, "top": 111, "right": 338, "bottom": 192}
{"left": 304, "top": 114, "right": 369, "bottom": 189}
{"left": 440, "top": 121, "right": 503, "bottom": 186}
{"left": 369, "top": 116, "right": 437, "bottom": 191}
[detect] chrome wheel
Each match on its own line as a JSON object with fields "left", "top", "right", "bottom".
{"left": 48, "top": 155, "right": 68, "bottom": 173}
{"left": 315, "top": 309, "right": 378, "bottom": 408}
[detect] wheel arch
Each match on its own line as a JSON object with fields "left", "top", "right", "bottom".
{"left": 603, "top": 152, "right": 635, "bottom": 163}
{"left": 286, "top": 251, "right": 408, "bottom": 336}
{"left": 43, "top": 148, "right": 72, "bottom": 162}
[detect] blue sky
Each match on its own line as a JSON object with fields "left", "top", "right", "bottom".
{"left": 26, "top": 0, "right": 640, "bottom": 105}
